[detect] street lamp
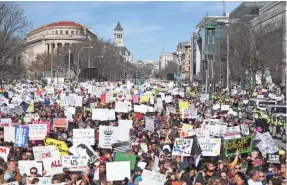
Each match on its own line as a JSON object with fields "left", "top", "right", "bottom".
{"left": 76, "top": 46, "right": 93, "bottom": 82}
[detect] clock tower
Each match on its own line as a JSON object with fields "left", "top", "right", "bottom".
{"left": 114, "top": 22, "right": 124, "bottom": 47}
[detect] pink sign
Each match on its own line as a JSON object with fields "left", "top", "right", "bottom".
{"left": 132, "top": 95, "right": 139, "bottom": 104}
{"left": 32, "top": 121, "right": 51, "bottom": 134}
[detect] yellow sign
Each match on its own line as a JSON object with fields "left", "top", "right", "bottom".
{"left": 44, "top": 137, "right": 69, "bottom": 155}
{"left": 140, "top": 96, "right": 149, "bottom": 102}
{"left": 27, "top": 103, "right": 34, "bottom": 113}
{"left": 179, "top": 101, "right": 189, "bottom": 114}
{"left": 180, "top": 123, "right": 192, "bottom": 138}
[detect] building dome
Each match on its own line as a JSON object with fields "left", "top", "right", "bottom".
{"left": 31, "top": 21, "right": 83, "bottom": 33}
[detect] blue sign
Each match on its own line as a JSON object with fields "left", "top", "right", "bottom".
{"left": 14, "top": 126, "right": 29, "bottom": 148}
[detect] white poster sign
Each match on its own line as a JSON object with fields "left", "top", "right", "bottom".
{"left": 32, "top": 146, "right": 57, "bottom": 161}
{"left": 4, "top": 127, "right": 15, "bottom": 142}
{"left": 26, "top": 177, "right": 51, "bottom": 185}
{"left": 29, "top": 124, "right": 47, "bottom": 140}
{"left": 115, "top": 101, "right": 129, "bottom": 113}
{"left": 172, "top": 138, "right": 193, "bottom": 156}
{"left": 43, "top": 156, "right": 63, "bottom": 175}
{"left": 106, "top": 161, "right": 130, "bottom": 181}
{"left": 182, "top": 108, "right": 197, "bottom": 119}
{"left": 224, "top": 126, "right": 241, "bottom": 140}
{"left": 99, "top": 126, "right": 117, "bottom": 149}
{"left": 92, "top": 109, "right": 115, "bottom": 120}
{"left": 73, "top": 129, "right": 95, "bottom": 145}
{"left": 62, "top": 155, "right": 89, "bottom": 171}
{"left": 198, "top": 138, "right": 221, "bottom": 156}
{"left": 141, "top": 170, "right": 166, "bottom": 185}
{"left": 18, "top": 160, "right": 43, "bottom": 176}
{"left": 0, "top": 146, "right": 10, "bottom": 162}
{"left": 144, "top": 116, "right": 155, "bottom": 132}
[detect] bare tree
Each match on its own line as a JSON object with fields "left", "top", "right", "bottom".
{"left": 154, "top": 61, "right": 179, "bottom": 79}
{"left": 0, "top": 2, "right": 30, "bottom": 78}
{"left": 228, "top": 19, "right": 283, "bottom": 87}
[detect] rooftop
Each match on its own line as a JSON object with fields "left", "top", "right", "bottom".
{"left": 31, "top": 21, "right": 83, "bottom": 33}
{"left": 114, "top": 22, "right": 123, "bottom": 31}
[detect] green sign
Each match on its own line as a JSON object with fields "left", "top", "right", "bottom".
{"left": 115, "top": 152, "right": 137, "bottom": 170}
{"left": 225, "top": 136, "right": 253, "bottom": 156}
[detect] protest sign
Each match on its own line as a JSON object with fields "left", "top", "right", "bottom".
{"left": 224, "top": 126, "right": 241, "bottom": 140}
{"left": 172, "top": 138, "right": 193, "bottom": 156}
{"left": 145, "top": 116, "right": 155, "bottom": 132}
{"left": 99, "top": 126, "right": 117, "bottom": 149}
{"left": 267, "top": 154, "right": 280, "bottom": 164}
{"left": 14, "top": 126, "right": 29, "bottom": 148}
{"left": 115, "top": 152, "right": 137, "bottom": 170}
{"left": 62, "top": 156, "right": 89, "bottom": 171}
{"left": 178, "top": 101, "right": 189, "bottom": 114}
{"left": 29, "top": 124, "right": 47, "bottom": 140}
{"left": 1, "top": 118, "right": 12, "bottom": 124}
{"left": 188, "top": 128, "right": 210, "bottom": 138}
{"left": 165, "top": 95, "right": 172, "bottom": 103}
{"left": 180, "top": 124, "right": 193, "bottom": 138}
{"left": 261, "top": 132, "right": 279, "bottom": 154}
{"left": 43, "top": 156, "right": 63, "bottom": 175}
{"left": 106, "top": 161, "right": 130, "bottom": 181}
{"left": 69, "top": 143, "right": 99, "bottom": 165}
{"left": 26, "top": 177, "right": 51, "bottom": 185}
{"left": 32, "top": 146, "right": 57, "bottom": 161}
{"left": 4, "top": 126, "right": 15, "bottom": 142}
{"left": 221, "top": 105, "right": 230, "bottom": 111}
{"left": 0, "top": 146, "right": 10, "bottom": 162}
{"left": 44, "top": 137, "right": 69, "bottom": 155}
{"left": 240, "top": 123, "right": 250, "bottom": 136}
{"left": 53, "top": 118, "right": 68, "bottom": 128}
{"left": 115, "top": 101, "right": 129, "bottom": 113}
{"left": 92, "top": 109, "right": 116, "bottom": 120}
{"left": 3, "top": 182, "right": 19, "bottom": 185}
{"left": 182, "top": 108, "right": 197, "bottom": 119}
{"left": 24, "top": 114, "right": 39, "bottom": 123}
{"left": 132, "top": 95, "right": 139, "bottom": 103}
{"left": 112, "top": 141, "right": 132, "bottom": 153}
{"left": 118, "top": 120, "right": 133, "bottom": 129}
{"left": 73, "top": 129, "right": 95, "bottom": 145}
{"left": 141, "top": 170, "right": 166, "bottom": 185}
{"left": 32, "top": 121, "right": 51, "bottom": 135}
{"left": 18, "top": 160, "right": 43, "bottom": 176}
{"left": 198, "top": 138, "right": 221, "bottom": 156}
{"left": 200, "top": 94, "right": 209, "bottom": 102}
{"left": 140, "top": 96, "right": 149, "bottom": 103}
{"left": 225, "top": 137, "right": 253, "bottom": 156}
{"left": 74, "top": 95, "right": 82, "bottom": 107}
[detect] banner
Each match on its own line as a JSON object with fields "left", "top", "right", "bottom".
{"left": 225, "top": 137, "right": 253, "bottom": 156}
{"left": 172, "top": 138, "right": 193, "bottom": 156}
{"left": 29, "top": 124, "right": 47, "bottom": 140}
{"left": 53, "top": 118, "right": 68, "bottom": 128}
{"left": 44, "top": 137, "right": 69, "bottom": 155}
{"left": 0, "top": 146, "right": 10, "bottom": 162}
{"left": 62, "top": 156, "right": 89, "bottom": 171}
{"left": 198, "top": 138, "right": 221, "bottom": 156}
{"left": 224, "top": 126, "right": 241, "bottom": 140}
{"left": 115, "top": 152, "right": 137, "bottom": 170}
{"left": 141, "top": 170, "right": 166, "bottom": 185}
{"left": 106, "top": 161, "right": 130, "bottom": 181}
{"left": 73, "top": 129, "right": 95, "bottom": 145}
{"left": 14, "top": 126, "right": 29, "bottom": 148}
{"left": 182, "top": 108, "right": 197, "bottom": 119}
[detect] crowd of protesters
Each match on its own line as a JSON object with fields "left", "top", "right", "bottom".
{"left": 0, "top": 80, "right": 285, "bottom": 185}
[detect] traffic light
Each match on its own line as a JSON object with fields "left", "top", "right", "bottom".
{"left": 136, "top": 71, "right": 139, "bottom": 79}
{"left": 120, "top": 72, "right": 124, "bottom": 79}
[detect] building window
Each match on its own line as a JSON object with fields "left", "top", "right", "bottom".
{"left": 52, "top": 30, "right": 54, "bottom": 34}
{"left": 207, "top": 29, "right": 215, "bottom": 44}
{"left": 66, "top": 30, "right": 69, "bottom": 34}
{"left": 76, "top": 31, "right": 78, "bottom": 35}
{"left": 55, "top": 30, "right": 58, "bottom": 34}
{"left": 60, "top": 30, "right": 63, "bottom": 35}
{"left": 71, "top": 31, "right": 74, "bottom": 34}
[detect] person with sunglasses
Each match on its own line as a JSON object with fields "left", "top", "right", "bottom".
{"left": 259, "top": 171, "right": 267, "bottom": 185}
{"left": 29, "top": 167, "right": 41, "bottom": 178}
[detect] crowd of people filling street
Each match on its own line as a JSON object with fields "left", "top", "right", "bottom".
{"left": 0, "top": 79, "right": 285, "bottom": 185}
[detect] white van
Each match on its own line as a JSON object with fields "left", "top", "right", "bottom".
{"left": 245, "top": 98, "right": 277, "bottom": 119}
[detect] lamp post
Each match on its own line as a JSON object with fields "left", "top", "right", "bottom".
{"left": 50, "top": 35, "right": 61, "bottom": 84}
{"left": 76, "top": 46, "right": 93, "bottom": 82}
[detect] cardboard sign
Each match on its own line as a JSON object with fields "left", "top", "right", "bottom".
{"left": 182, "top": 108, "right": 197, "bottom": 119}
{"left": 53, "top": 118, "right": 68, "bottom": 128}
{"left": 92, "top": 109, "right": 116, "bottom": 120}
{"left": 106, "top": 161, "right": 130, "bottom": 181}
{"left": 0, "top": 146, "right": 10, "bottom": 162}
{"left": 44, "top": 138, "right": 69, "bottom": 155}
{"left": 225, "top": 137, "right": 253, "bottom": 156}
{"left": 198, "top": 138, "right": 221, "bottom": 156}
{"left": 14, "top": 126, "right": 29, "bottom": 148}
{"left": 32, "top": 146, "right": 57, "bottom": 161}
{"left": 73, "top": 129, "right": 95, "bottom": 145}
{"left": 24, "top": 114, "right": 40, "bottom": 123}
{"left": 115, "top": 101, "right": 129, "bottom": 113}
{"left": 141, "top": 170, "right": 166, "bottom": 185}
{"left": 115, "top": 152, "right": 137, "bottom": 170}
{"left": 29, "top": 124, "right": 47, "bottom": 140}
{"left": 18, "top": 160, "right": 43, "bottom": 176}
{"left": 224, "top": 126, "right": 241, "bottom": 140}
{"left": 267, "top": 154, "right": 280, "bottom": 164}
{"left": 172, "top": 138, "right": 193, "bottom": 156}
{"left": 32, "top": 121, "right": 51, "bottom": 135}
{"left": 144, "top": 116, "right": 155, "bottom": 132}
{"left": 43, "top": 156, "right": 63, "bottom": 175}
{"left": 62, "top": 156, "right": 89, "bottom": 171}
{"left": 200, "top": 94, "right": 209, "bottom": 102}
{"left": 178, "top": 101, "right": 189, "bottom": 114}
{"left": 4, "top": 127, "right": 15, "bottom": 142}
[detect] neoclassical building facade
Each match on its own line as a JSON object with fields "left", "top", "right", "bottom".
{"left": 24, "top": 21, "right": 97, "bottom": 64}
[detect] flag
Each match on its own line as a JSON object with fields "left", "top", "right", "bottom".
{"left": 193, "top": 155, "right": 201, "bottom": 168}
{"left": 174, "top": 73, "right": 179, "bottom": 81}
{"left": 276, "top": 64, "right": 280, "bottom": 71}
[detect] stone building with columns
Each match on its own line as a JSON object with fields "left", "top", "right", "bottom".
{"left": 24, "top": 21, "right": 97, "bottom": 64}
